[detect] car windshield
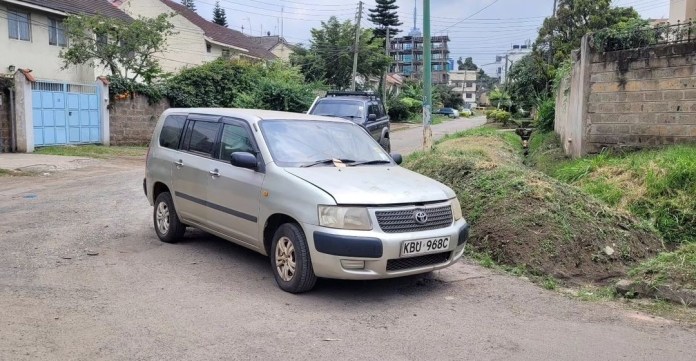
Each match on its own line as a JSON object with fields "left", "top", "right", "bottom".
{"left": 311, "top": 100, "right": 364, "bottom": 120}
{"left": 259, "top": 120, "right": 392, "bottom": 167}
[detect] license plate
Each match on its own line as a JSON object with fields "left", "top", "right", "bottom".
{"left": 401, "top": 237, "right": 450, "bottom": 257}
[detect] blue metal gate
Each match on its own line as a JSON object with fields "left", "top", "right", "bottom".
{"left": 31, "top": 81, "right": 101, "bottom": 146}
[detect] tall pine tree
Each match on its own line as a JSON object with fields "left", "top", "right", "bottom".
{"left": 368, "top": 0, "right": 402, "bottom": 39}
{"left": 212, "top": 1, "right": 228, "bottom": 27}
{"left": 180, "top": 0, "right": 196, "bottom": 11}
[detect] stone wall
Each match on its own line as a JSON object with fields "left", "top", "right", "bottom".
{"left": 109, "top": 93, "right": 170, "bottom": 145}
{"left": 555, "top": 37, "right": 696, "bottom": 157}
{"left": 0, "top": 90, "right": 10, "bottom": 152}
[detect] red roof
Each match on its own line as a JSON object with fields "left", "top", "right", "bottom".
{"left": 160, "top": 0, "right": 275, "bottom": 60}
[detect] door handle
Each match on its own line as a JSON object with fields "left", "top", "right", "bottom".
{"left": 209, "top": 169, "right": 220, "bottom": 177}
{"left": 174, "top": 160, "right": 184, "bottom": 168}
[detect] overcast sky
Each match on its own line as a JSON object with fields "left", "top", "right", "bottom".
{"left": 190, "top": 0, "right": 671, "bottom": 75}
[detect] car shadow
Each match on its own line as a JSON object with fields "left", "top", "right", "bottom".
{"left": 175, "top": 229, "right": 455, "bottom": 301}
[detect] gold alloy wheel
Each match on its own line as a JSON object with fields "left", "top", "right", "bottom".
{"left": 275, "top": 236, "right": 296, "bottom": 282}
{"left": 156, "top": 201, "right": 170, "bottom": 235}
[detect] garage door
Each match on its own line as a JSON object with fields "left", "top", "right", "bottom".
{"left": 31, "top": 81, "right": 101, "bottom": 146}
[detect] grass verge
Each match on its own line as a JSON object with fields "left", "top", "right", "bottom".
{"left": 405, "top": 126, "right": 663, "bottom": 285}
{"left": 34, "top": 145, "right": 147, "bottom": 159}
{"left": 629, "top": 243, "right": 696, "bottom": 290}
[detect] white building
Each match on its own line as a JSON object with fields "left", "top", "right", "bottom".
{"left": 0, "top": 0, "right": 132, "bottom": 83}
{"left": 670, "top": 0, "right": 696, "bottom": 23}
{"left": 448, "top": 70, "right": 477, "bottom": 106}
{"left": 114, "top": 0, "right": 275, "bottom": 74}
{"left": 495, "top": 42, "right": 532, "bottom": 84}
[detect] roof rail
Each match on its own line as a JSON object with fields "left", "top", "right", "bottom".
{"left": 325, "top": 90, "right": 379, "bottom": 99}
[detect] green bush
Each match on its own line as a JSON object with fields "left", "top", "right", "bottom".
{"left": 387, "top": 97, "right": 410, "bottom": 121}
{"left": 165, "top": 59, "right": 317, "bottom": 112}
{"left": 535, "top": 98, "right": 555, "bottom": 132}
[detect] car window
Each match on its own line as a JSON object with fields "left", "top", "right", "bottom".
{"left": 311, "top": 100, "right": 364, "bottom": 120}
{"left": 219, "top": 123, "right": 254, "bottom": 162}
{"left": 259, "top": 120, "right": 391, "bottom": 167}
{"left": 368, "top": 102, "right": 379, "bottom": 116}
{"left": 377, "top": 102, "right": 386, "bottom": 118}
{"left": 186, "top": 121, "right": 220, "bottom": 155}
{"left": 159, "top": 115, "right": 186, "bottom": 149}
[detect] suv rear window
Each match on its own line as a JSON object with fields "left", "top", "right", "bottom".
{"left": 186, "top": 121, "right": 220, "bottom": 155}
{"left": 159, "top": 115, "right": 186, "bottom": 149}
{"left": 312, "top": 100, "right": 364, "bottom": 120}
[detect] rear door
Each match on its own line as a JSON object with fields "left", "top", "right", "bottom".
{"left": 171, "top": 115, "right": 221, "bottom": 225}
{"left": 206, "top": 118, "right": 265, "bottom": 247}
{"left": 365, "top": 101, "right": 383, "bottom": 141}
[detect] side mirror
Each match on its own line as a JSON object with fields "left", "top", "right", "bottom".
{"left": 367, "top": 113, "right": 377, "bottom": 122}
{"left": 230, "top": 152, "right": 258, "bottom": 170}
{"left": 390, "top": 153, "right": 403, "bottom": 165}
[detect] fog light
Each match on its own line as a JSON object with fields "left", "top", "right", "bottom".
{"left": 340, "top": 260, "right": 365, "bottom": 269}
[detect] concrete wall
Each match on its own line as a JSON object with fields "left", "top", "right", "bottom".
{"left": 555, "top": 37, "right": 696, "bottom": 157}
{"left": 109, "top": 93, "right": 169, "bottom": 145}
{"left": 0, "top": 4, "right": 99, "bottom": 83}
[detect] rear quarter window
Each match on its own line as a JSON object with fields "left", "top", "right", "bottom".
{"left": 159, "top": 115, "right": 187, "bottom": 149}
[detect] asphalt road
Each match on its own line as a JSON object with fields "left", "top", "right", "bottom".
{"left": 1, "top": 120, "right": 695, "bottom": 360}
{"left": 391, "top": 116, "right": 488, "bottom": 155}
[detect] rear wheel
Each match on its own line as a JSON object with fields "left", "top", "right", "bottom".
{"left": 153, "top": 192, "right": 186, "bottom": 243}
{"left": 270, "top": 223, "right": 317, "bottom": 293}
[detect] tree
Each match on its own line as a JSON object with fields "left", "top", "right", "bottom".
{"left": 457, "top": 57, "right": 478, "bottom": 71}
{"left": 290, "top": 17, "right": 391, "bottom": 90}
{"left": 212, "top": 1, "right": 228, "bottom": 27}
{"left": 535, "top": 0, "right": 639, "bottom": 67}
{"left": 368, "top": 0, "right": 402, "bottom": 39}
{"left": 181, "top": 0, "right": 196, "bottom": 11}
{"left": 60, "top": 14, "right": 175, "bottom": 84}
{"left": 507, "top": 53, "right": 554, "bottom": 110}
{"left": 434, "top": 85, "right": 464, "bottom": 109}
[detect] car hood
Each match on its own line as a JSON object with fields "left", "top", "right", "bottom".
{"left": 284, "top": 166, "right": 455, "bottom": 205}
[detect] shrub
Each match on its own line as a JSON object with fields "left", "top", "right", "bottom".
{"left": 387, "top": 98, "right": 411, "bottom": 121}
{"left": 494, "top": 110, "right": 512, "bottom": 126}
{"left": 535, "top": 98, "right": 555, "bottom": 132}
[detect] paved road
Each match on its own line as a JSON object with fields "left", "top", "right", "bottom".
{"left": 391, "top": 116, "right": 488, "bottom": 155}
{"left": 1, "top": 135, "right": 695, "bottom": 360}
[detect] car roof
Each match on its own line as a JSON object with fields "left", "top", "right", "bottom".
{"left": 317, "top": 96, "right": 370, "bottom": 102}
{"left": 162, "top": 108, "right": 353, "bottom": 125}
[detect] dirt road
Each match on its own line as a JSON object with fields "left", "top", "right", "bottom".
{"left": 1, "top": 126, "right": 695, "bottom": 360}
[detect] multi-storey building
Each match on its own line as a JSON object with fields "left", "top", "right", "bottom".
{"left": 494, "top": 42, "right": 532, "bottom": 84}
{"left": 449, "top": 70, "right": 477, "bottom": 106}
{"left": 389, "top": 35, "right": 451, "bottom": 85}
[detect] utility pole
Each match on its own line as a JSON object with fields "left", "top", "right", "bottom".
{"left": 351, "top": 1, "right": 363, "bottom": 91}
{"left": 383, "top": 27, "right": 390, "bottom": 103}
{"left": 422, "top": 0, "right": 432, "bottom": 150}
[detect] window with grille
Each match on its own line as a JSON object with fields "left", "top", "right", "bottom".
{"left": 8, "top": 9, "right": 31, "bottom": 41}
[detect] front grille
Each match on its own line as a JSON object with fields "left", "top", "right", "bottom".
{"left": 375, "top": 205, "right": 453, "bottom": 233}
{"left": 386, "top": 252, "right": 451, "bottom": 271}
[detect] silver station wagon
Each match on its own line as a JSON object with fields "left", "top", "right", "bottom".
{"left": 144, "top": 108, "right": 470, "bottom": 293}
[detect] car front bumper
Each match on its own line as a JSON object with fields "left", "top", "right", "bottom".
{"left": 303, "top": 219, "right": 469, "bottom": 280}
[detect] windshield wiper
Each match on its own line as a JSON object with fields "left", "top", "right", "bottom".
{"left": 349, "top": 160, "right": 392, "bottom": 166}
{"left": 301, "top": 158, "right": 356, "bottom": 168}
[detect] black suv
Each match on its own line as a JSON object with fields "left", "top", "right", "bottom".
{"left": 308, "top": 91, "right": 391, "bottom": 152}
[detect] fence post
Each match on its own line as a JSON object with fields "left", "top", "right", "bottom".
{"left": 13, "top": 70, "right": 33, "bottom": 152}
{"left": 96, "top": 77, "right": 110, "bottom": 146}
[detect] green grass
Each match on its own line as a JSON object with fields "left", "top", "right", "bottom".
{"left": 528, "top": 133, "right": 696, "bottom": 245}
{"left": 629, "top": 243, "right": 696, "bottom": 289}
{"left": 34, "top": 145, "right": 147, "bottom": 159}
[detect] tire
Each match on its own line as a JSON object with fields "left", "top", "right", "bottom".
{"left": 153, "top": 192, "right": 186, "bottom": 243}
{"left": 380, "top": 136, "right": 391, "bottom": 153}
{"left": 270, "top": 223, "right": 317, "bottom": 293}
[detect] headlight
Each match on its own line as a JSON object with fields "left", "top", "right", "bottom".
{"left": 318, "top": 206, "right": 372, "bottom": 230}
{"left": 451, "top": 198, "right": 463, "bottom": 221}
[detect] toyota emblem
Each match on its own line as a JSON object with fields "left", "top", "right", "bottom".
{"left": 414, "top": 210, "right": 428, "bottom": 224}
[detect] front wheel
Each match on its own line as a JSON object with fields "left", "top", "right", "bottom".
{"left": 380, "top": 136, "right": 391, "bottom": 153}
{"left": 270, "top": 223, "right": 317, "bottom": 293}
{"left": 153, "top": 192, "right": 186, "bottom": 243}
